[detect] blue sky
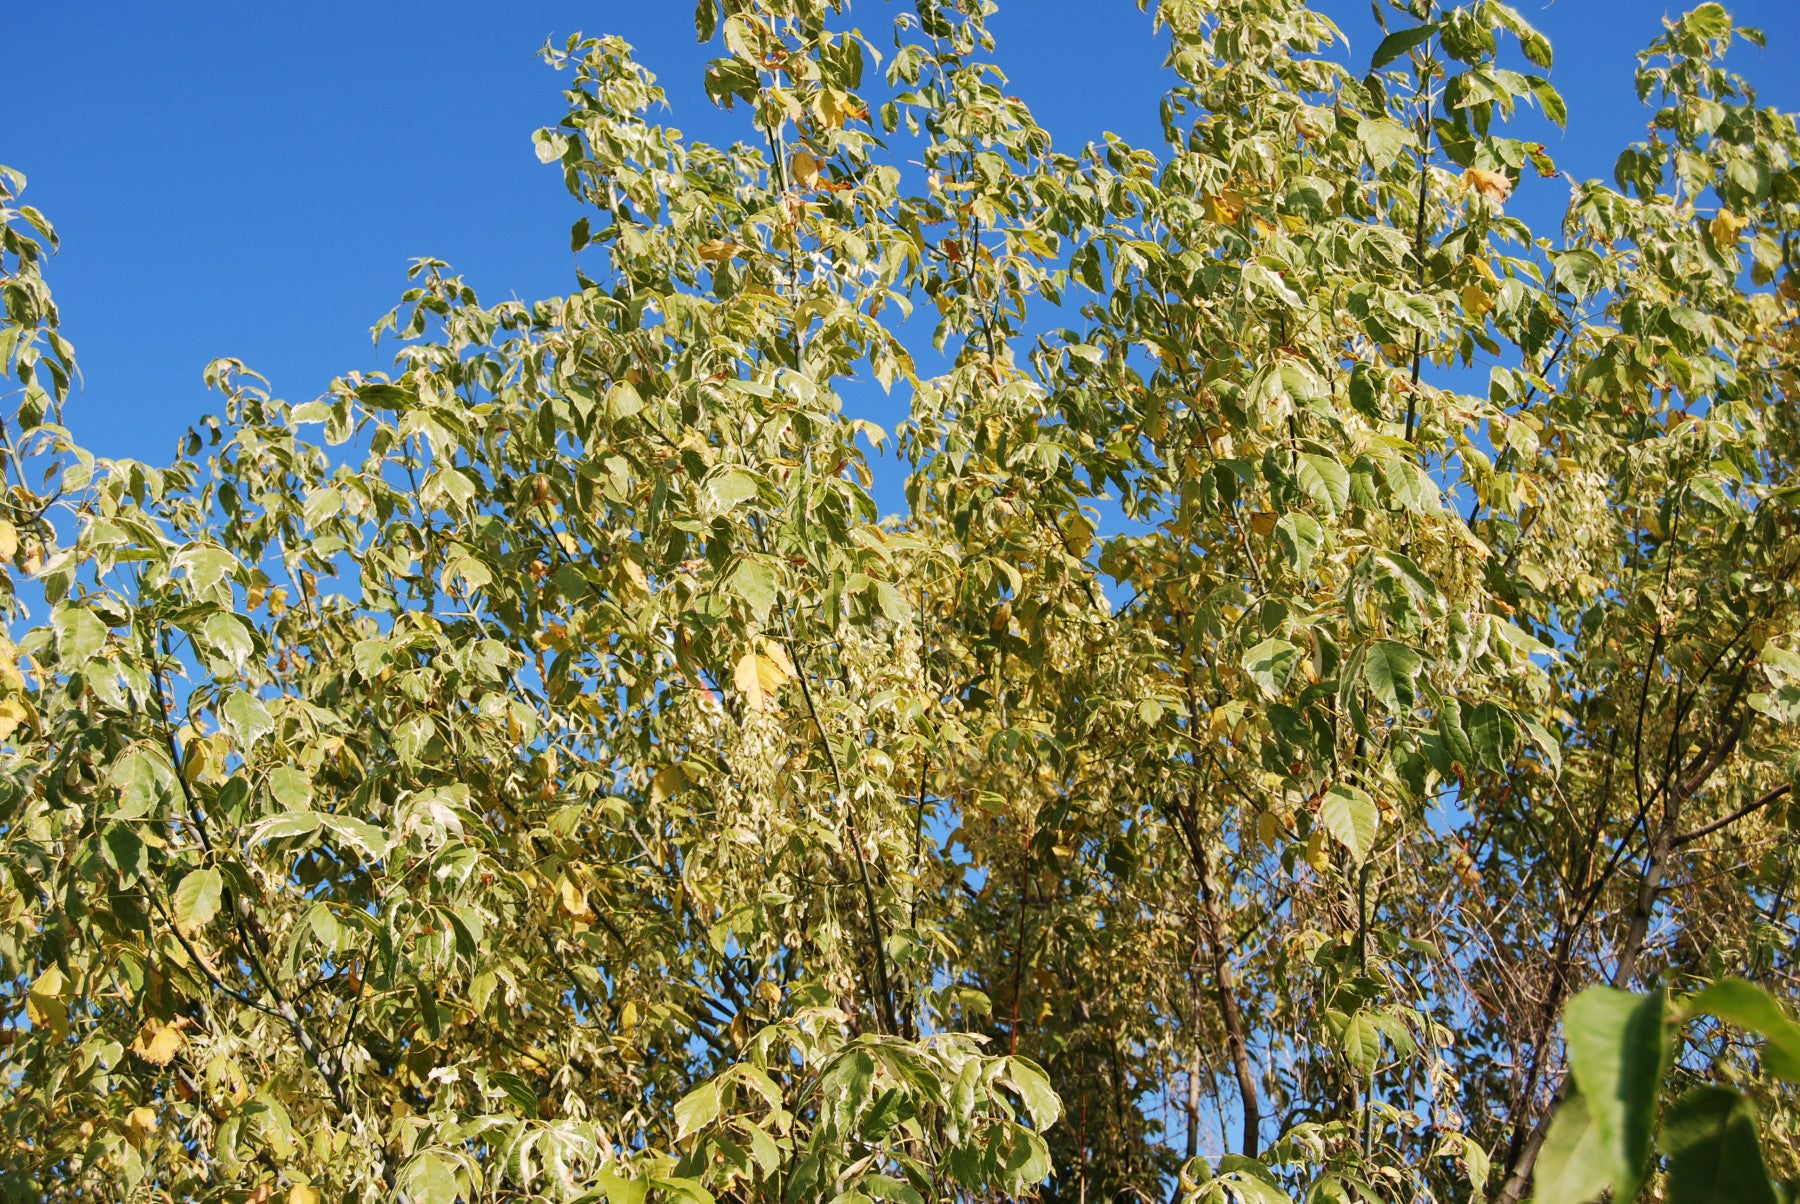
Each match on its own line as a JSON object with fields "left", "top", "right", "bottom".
{"left": 12, "top": 1, "right": 1800, "bottom": 477}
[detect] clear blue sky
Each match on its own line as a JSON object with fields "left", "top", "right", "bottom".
{"left": 12, "top": 1, "right": 1800, "bottom": 469}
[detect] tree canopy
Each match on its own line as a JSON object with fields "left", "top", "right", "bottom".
{"left": 3, "top": 0, "right": 1800, "bottom": 1201}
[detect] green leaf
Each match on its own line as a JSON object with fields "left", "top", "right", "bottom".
{"left": 1437, "top": 699, "right": 1476, "bottom": 770}
{"left": 1296, "top": 453, "right": 1350, "bottom": 513}
{"left": 743, "top": 1121, "right": 780, "bottom": 1175}
{"left": 269, "top": 766, "right": 313, "bottom": 810}
{"left": 1520, "top": 30, "right": 1554, "bottom": 70}
{"left": 221, "top": 690, "right": 273, "bottom": 747}
{"left": 1530, "top": 76, "right": 1567, "bottom": 128}
{"left": 873, "top": 579, "right": 911, "bottom": 621}
{"left": 1685, "top": 979, "right": 1800, "bottom": 1081}
{"left": 52, "top": 603, "right": 106, "bottom": 664}
{"left": 1339, "top": 1010, "right": 1381, "bottom": 1075}
{"left": 1551, "top": 249, "right": 1604, "bottom": 298}
{"left": 488, "top": 1069, "right": 540, "bottom": 1118}
{"left": 1001, "top": 1056, "right": 1062, "bottom": 1128}
{"left": 731, "top": 558, "right": 778, "bottom": 620}
{"left": 401, "top": 1151, "right": 460, "bottom": 1204}
{"left": 1209, "top": 1155, "right": 1289, "bottom": 1204}
{"left": 321, "top": 814, "right": 391, "bottom": 861}
{"left": 108, "top": 746, "right": 177, "bottom": 821}
{"left": 416, "top": 980, "right": 442, "bottom": 1040}
{"left": 1523, "top": 717, "right": 1563, "bottom": 775}
{"left": 1370, "top": 24, "right": 1437, "bottom": 69}
{"left": 176, "top": 544, "right": 241, "bottom": 598}
{"left": 1361, "top": 641, "right": 1421, "bottom": 712}
{"left": 649, "top": 1177, "right": 716, "bottom": 1204}
{"left": 103, "top": 823, "right": 148, "bottom": 882}
{"left": 1466, "top": 701, "right": 1518, "bottom": 771}
{"left": 1357, "top": 117, "right": 1411, "bottom": 171}
{"left": 707, "top": 468, "right": 760, "bottom": 511}
{"left": 674, "top": 1080, "right": 721, "bottom": 1139}
{"left": 1533, "top": 1088, "right": 1612, "bottom": 1204}
{"left": 1274, "top": 512, "right": 1322, "bottom": 576}
{"left": 1661, "top": 1087, "right": 1779, "bottom": 1204}
{"left": 171, "top": 867, "right": 223, "bottom": 930}
{"left": 247, "top": 811, "right": 322, "bottom": 842}
{"left": 1683, "top": 2, "right": 1732, "bottom": 40}
{"left": 1317, "top": 784, "right": 1378, "bottom": 865}
{"left": 1563, "top": 986, "right": 1666, "bottom": 1203}
{"left": 201, "top": 611, "right": 255, "bottom": 672}
{"left": 593, "top": 1165, "right": 648, "bottom": 1204}
{"left": 355, "top": 382, "right": 414, "bottom": 411}
{"left": 1241, "top": 637, "right": 1300, "bottom": 697}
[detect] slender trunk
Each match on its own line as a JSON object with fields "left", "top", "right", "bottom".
{"left": 1196, "top": 839, "right": 1261, "bottom": 1158}
{"left": 1186, "top": 1056, "right": 1201, "bottom": 1162}
{"left": 1612, "top": 807, "right": 1679, "bottom": 990}
{"left": 1186, "top": 941, "right": 1204, "bottom": 1164}
{"left": 1172, "top": 657, "right": 1263, "bottom": 1159}
{"left": 1007, "top": 865, "right": 1031, "bottom": 1055}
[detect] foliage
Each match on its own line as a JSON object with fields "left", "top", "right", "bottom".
{"left": 1534, "top": 980, "right": 1800, "bottom": 1203}
{"left": 2, "top": 0, "right": 1799, "bottom": 1200}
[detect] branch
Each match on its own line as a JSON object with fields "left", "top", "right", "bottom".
{"left": 1673, "top": 783, "right": 1793, "bottom": 849}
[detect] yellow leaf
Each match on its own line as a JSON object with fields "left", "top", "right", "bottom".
{"left": 557, "top": 876, "right": 592, "bottom": 920}
{"left": 26, "top": 965, "right": 68, "bottom": 1040}
{"left": 1461, "top": 283, "right": 1494, "bottom": 318}
{"left": 131, "top": 1020, "right": 186, "bottom": 1066}
{"left": 1258, "top": 811, "right": 1281, "bottom": 846}
{"left": 753, "top": 654, "right": 788, "bottom": 699}
{"left": 0, "top": 520, "right": 16, "bottom": 561}
{"left": 1201, "top": 190, "right": 1246, "bottom": 223}
{"left": 818, "top": 87, "right": 861, "bottom": 130}
{"left": 1462, "top": 167, "right": 1513, "bottom": 203}
{"left": 621, "top": 999, "right": 639, "bottom": 1035}
{"left": 735, "top": 650, "right": 790, "bottom": 711}
{"left": 759, "top": 640, "right": 795, "bottom": 680}
{"left": 1304, "top": 828, "right": 1330, "bottom": 872}
{"left": 1710, "top": 208, "right": 1747, "bottom": 250}
{"left": 0, "top": 696, "right": 29, "bottom": 739}
{"left": 1060, "top": 514, "right": 1095, "bottom": 558}
{"left": 127, "top": 1105, "right": 158, "bottom": 1134}
{"left": 697, "top": 239, "right": 741, "bottom": 263}
{"left": 650, "top": 764, "right": 686, "bottom": 806}
{"left": 1248, "top": 511, "right": 1278, "bottom": 538}
{"left": 733, "top": 651, "right": 763, "bottom": 710}
{"left": 289, "top": 1187, "right": 322, "bottom": 1204}
{"left": 183, "top": 737, "right": 212, "bottom": 784}
{"left": 788, "top": 149, "right": 822, "bottom": 189}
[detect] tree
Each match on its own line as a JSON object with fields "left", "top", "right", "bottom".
{"left": 2, "top": 0, "right": 1798, "bottom": 1200}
